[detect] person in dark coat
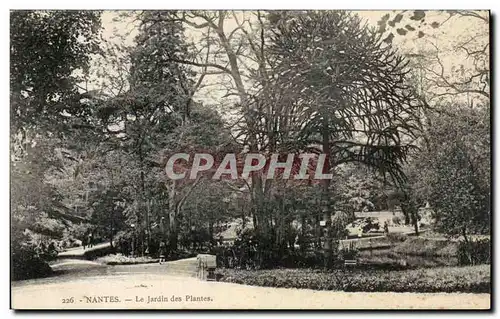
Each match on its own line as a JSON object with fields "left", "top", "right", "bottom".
{"left": 158, "top": 241, "right": 166, "bottom": 265}
{"left": 384, "top": 221, "right": 390, "bottom": 235}
{"left": 88, "top": 232, "right": 94, "bottom": 248}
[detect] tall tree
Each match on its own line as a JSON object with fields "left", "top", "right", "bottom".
{"left": 268, "top": 11, "right": 422, "bottom": 266}
{"left": 10, "top": 10, "right": 102, "bottom": 279}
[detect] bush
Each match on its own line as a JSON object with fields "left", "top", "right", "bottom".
{"left": 216, "top": 265, "right": 490, "bottom": 293}
{"left": 215, "top": 228, "right": 275, "bottom": 269}
{"left": 11, "top": 226, "right": 56, "bottom": 281}
{"left": 11, "top": 244, "right": 53, "bottom": 281}
{"left": 215, "top": 228, "right": 334, "bottom": 269}
{"left": 457, "top": 239, "right": 491, "bottom": 265}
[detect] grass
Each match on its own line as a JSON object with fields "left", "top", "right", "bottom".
{"left": 357, "top": 250, "right": 458, "bottom": 268}
{"left": 392, "top": 237, "right": 458, "bottom": 257}
{"left": 354, "top": 236, "right": 460, "bottom": 268}
{"left": 96, "top": 253, "right": 159, "bottom": 265}
{"left": 216, "top": 264, "right": 490, "bottom": 293}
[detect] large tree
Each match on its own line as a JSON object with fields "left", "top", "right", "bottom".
{"left": 267, "top": 11, "right": 422, "bottom": 266}
{"left": 10, "top": 10, "right": 102, "bottom": 279}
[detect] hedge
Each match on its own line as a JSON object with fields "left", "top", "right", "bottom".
{"left": 216, "top": 265, "right": 490, "bottom": 293}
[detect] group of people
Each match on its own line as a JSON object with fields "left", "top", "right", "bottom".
{"left": 82, "top": 232, "right": 96, "bottom": 250}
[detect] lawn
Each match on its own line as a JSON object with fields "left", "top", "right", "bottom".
{"left": 216, "top": 264, "right": 490, "bottom": 293}
{"left": 355, "top": 236, "right": 460, "bottom": 268}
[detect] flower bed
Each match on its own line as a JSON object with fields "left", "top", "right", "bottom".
{"left": 96, "top": 253, "right": 158, "bottom": 265}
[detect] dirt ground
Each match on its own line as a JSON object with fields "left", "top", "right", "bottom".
{"left": 11, "top": 272, "right": 490, "bottom": 310}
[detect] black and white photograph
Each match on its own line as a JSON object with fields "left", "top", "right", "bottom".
{"left": 9, "top": 8, "right": 491, "bottom": 310}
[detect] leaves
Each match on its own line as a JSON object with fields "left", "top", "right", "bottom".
{"left": 405, "top": 24, "right": 416, "bottom": 31}
{"left": 410, "top": 10, "right": 426, "bottom": 21}
{"left": 396, "top": 28, "right": 407, "bottom": 36}
{"left": 10, "top": 11, "right": 102, "bottom": 133}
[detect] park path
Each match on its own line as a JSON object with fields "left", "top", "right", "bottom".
{"left": 57, "top": 242, "right": 111, "bottom": 258}
{"left": 11, "top": 258, "right": 490, "bottom": 310}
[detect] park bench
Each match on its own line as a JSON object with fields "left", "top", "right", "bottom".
{"left": 344, "top": 259, "right": 357, "bottom": 267}
{"left": 196, "top": 254, "right": 217, "bottom": 281}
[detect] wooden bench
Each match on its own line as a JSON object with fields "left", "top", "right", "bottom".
{"left": 344, "top": 259, "right": 357, "bottom": 266}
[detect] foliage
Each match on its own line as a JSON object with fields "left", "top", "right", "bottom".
{"left": 11, "top": 243, "right": 53, "bottom": 281}
{"left": 457, "top": 239, "right": 491, "bottom": 266}
{"left": 268, "top": 11, "right": 421, "bottom": 182}
{"left": 333, "top": 164, "right": 390, "bottom": 212}
{"left": 10, "top": 10, "right": 102, "bottom": 278}
{"left": 11, "top": 224, "right": 55, "bottom": 280}
{"left": 216, "top": 264, "right": 490, "bottom": 293}
{"left": 10, "top": 10, "right": 102, "bottom": 132}
{"left": 421, "top": 106, "right": 490, "bottom": 239}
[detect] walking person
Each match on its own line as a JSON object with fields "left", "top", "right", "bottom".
{"left": 88, "top": 232, "right": 94, "bottom": 248}
{"left": 158, "top": 241, "right": 166, "bottom": 265}
{"left": 82, "top": 235, "right": 87, "bottom": 250}
{"left": 384, "top": 221, "right": 390, "bottom": 235}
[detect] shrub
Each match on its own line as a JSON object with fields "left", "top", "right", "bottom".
{"left": 96, "top": 253, "right": 158, "bottom": 265}
{"left": 215, "top": 229, "right": 329, "bottom": 270}
{"left": 215, "top": 228, "right": 277, "bottom": 269}
{"left": 11, "top": 226, "right": 55, "bottom": 281}
{"left": 11, "top": 244, "right": 53, "bottom": 281}
{"left": 457, "top": 239, "right": 491, "bottom": 265}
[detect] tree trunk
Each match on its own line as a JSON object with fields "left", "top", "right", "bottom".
{"left": 208, "top": 219, "right": 214, "bottom": 242}
{"left": 462, "top": 227, "right": 469, "bottom": 243}
{"left": 241, "top": 206, "right": 246, "bottom": 229}
{"left": 315, "top": 214, "right": 321, "bottom": 249}
{"left": 168, "top": 208, "right": 178, "bottom": 251}
{"left": 109, "top": 219, "right": 114, "bottom": 248}
{"left": 300, "top": 213, "right": 307, "bottom": 254}
{"left": 321, "top": 112, "right": 333, "bottom": 268}
{"left": 413, "top": 213, "right": 419, "bottom": 236}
